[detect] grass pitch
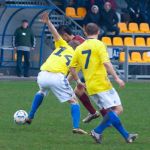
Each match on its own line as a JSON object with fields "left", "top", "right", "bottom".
{"left": 0, "top": 81, "right": 150, "bottom": 150}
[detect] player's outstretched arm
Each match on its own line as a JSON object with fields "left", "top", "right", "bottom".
{"left": 104, "top": 62, "right": 125, "bottom": 88}
{"left": 40, "top": 12, "right": 61, "bottom": 41}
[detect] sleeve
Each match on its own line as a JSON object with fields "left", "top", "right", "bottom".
{"left": 70, "top": 50, "right": 80, "bottom": 69}
{"left": 55, "top": 37, "right": 68, "bottom": 48}
{"left": 99, "top": 43, "right": 110, "bottom": 63}
{"left": 76, "top": 65, "right": 81, "bottom": 72}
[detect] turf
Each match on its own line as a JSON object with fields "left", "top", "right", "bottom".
{"left": 0, "top": 81, "right": 150, "bottom": 150}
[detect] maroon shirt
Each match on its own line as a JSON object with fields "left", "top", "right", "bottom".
{"left": 72, "top": 35, "right": 85, "bottom": 44}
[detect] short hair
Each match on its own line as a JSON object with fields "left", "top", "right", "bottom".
{"left": 104, "top": 2, "right": 111, "bottom": 7}
{"left": 22, "top": 19, "right": 28, "bottom": 23}
{"left": 91, "top": 5, "right": 99, "bottom": 11}
{"left": 57, "top": 25, "right": 73, "bottom": 35}
{"left": 85, "top": 23, "right": 99, "bottom": 36}
{"left": 68, "top": 40, "right": 80, "bottom": 49}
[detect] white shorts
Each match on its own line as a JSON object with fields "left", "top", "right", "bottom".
{"left": 37, "top": 71, "right": 75, "bottom": 103}
{"left": 91, "top": 88, "right": 121, "bottom": 109}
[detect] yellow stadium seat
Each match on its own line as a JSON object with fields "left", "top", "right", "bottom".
{"left": 101, "top": 37, "right": 112, "bottom": 46}
{"left": 124, "top": 37, "right": 134, "bottom": 46}
{"left": 135, "top": 37, "right": 146, "bottom": 47}
{"left": 139, "top": 23, "right": 150, "bottom": 33}
{"left": 146, "top": 37, "right": 150, "bottom": 46}
{"left": 131, "top": 52, "right": 143, "bottom": 63}
{"left": 77, "top": 7, "right": 87, "bottom": 18}
{"left": 142, "top": 52, "right": 150, "bottom": 62}
{"left": 66, "top": 7, "right": 80, "bottom": 18}
{"left": 113, "top": 37, "right": 123, "bottom": 46}
{"left": 129, "top": 23, "right": 140, "bottom": 33}
{"left": 119, "top": 52, "right": 132, "bottom": 63}
{"left": 14, "top": 53, "right": 24, "bottom": 62}
{"left": 118, "top": 22, "right": 129, "bottom": 33}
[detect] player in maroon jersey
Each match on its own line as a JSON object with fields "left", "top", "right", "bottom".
{"left": 57, "top": 25, "right": 108, "bottom": 123}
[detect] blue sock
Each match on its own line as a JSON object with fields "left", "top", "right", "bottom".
{"left": 28, "top": 92, "right": 44, "bottom": 119}
{"left": 70, "top": 104, "right": 80, "bottom": 129}
{"left": 94, "top": 119, "right": 111, "bottom": 134}
{"left": 94, "top": 111, "right": 129, "bottom": 139}
{"left": 108, "top": 111, "right": 129, "bottom": 139}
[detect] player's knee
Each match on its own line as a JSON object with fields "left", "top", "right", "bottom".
{"left": 74, "top": 86, "right": 85, "bottom": 97}
{"left": 68, "top": 98, "right": 78, "bottom": 104}
{"left": 113, "top": 105, "right": 123, "bottom": 115}
{"left": 37, "top": 91, "right": 47, "bottom": 97}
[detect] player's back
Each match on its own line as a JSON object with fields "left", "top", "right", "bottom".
{"left": 74, "top": 39, "right": 112, "bottom": 95}
{"left": 41, "top": 38, "right": 74, "bottom": 75}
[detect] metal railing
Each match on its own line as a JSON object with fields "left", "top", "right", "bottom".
{"left": 108, "top": 46, "right": 150, "bottom": 82}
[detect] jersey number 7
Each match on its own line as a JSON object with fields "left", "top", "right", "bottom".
{"left": 82, "top": 50, "right": 91, "bottom": 69}
{"left": 54, "top": 47, "right": 72, "bottom": 66}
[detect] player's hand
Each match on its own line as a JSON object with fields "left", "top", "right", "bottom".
{"left": 77, "top": 81, "right": 86, "bottom": 89}
{"left": 40, "top": 12, "right": 49, "bottom": 24}
{"left": 115, "top": 78, "right": 125, "bottom": 88}
{"left": 31, "top": 47, "right": 35, "bottom": 51}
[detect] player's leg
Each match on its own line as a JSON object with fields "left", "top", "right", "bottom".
{"left": 27, "top": 91, "right": 46, "bottom": 121}
{"left": 75, "top": 73, "right": 109, "bottom": 123}
{"left": 91, "top": 88, "right": 138, "bottom": 143}
{"left": 26, "top": 72, "right": 49, "bottom": 124}
{"left": 49, "top": 73, "right": 87, "bottom": 134}
{"left": 67, "top": 99, "right": 87, "bottom": 134}
{"left": 74, "top": 85, "right": 100, "bottom": 123}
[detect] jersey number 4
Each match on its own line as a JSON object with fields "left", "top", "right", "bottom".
{"left": 82, "top": 50, "right": 91, "bottom": 69}
{"left": 54, "top": 47, "right": 72, "bottom": 66}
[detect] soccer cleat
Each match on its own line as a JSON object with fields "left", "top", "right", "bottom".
{"left": 82, "top": 111, "right": 100, "bottom": 123}
{"left": 90, "top": 130, "right": 102, "bottom": 144}
{"left": 25, "top": 118, "right": 32, "bottom": 125}
{"left": 126, "top": 133, "right": 138, "bottom": 143}
{"left": 72, "top": 128, "right": 88, "bottom": 135}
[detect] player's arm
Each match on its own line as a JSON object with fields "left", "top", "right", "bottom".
{"left": 67, "top": 73, "right": 74, "bottom": 83}
{"left": 69, "top": 67, "right": 81, "bottom": 83}
{"left": 100, "top": 43, "right": 125, "bottom": 88}
{"left": 69, "top": 50, "right": 85, "bottom": 86}
{"left": 67, "top": 64, "right": 81, "bottom": 82}
{"left": 40, "top": 12, "right": 61, "bottom": 41}
{"left": 104, "top": 62, "right": 125, "bottom": 88}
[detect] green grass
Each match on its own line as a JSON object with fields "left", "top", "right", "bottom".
{"left": 0, "top": 81, "right": 150, "bottom": 150}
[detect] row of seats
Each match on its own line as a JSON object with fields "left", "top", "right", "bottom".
{"left": 66, "top": 7, "right": 87, "bottom": 18}
{"left": 102, "top": 37, "right": 150, "bottom": 47}
{"left": 118, "top": 22, "right": 150, "bottom": 33}
{"left": 65, "top": 7, "right": 150, "bottom": 34}
{"left": 65, "top": 8, "right": 150, "bottom": 34}
{"left": 119, "top": 52, "right": 150, "bottom": 63}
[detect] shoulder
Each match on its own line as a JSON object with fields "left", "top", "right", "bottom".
{"left": 111, "top": 9, "right": 116, "bottom": 14}
{"left": 27, "top": 28, "right": 33, "bottom": 33}
{"left": 15, "top": 27, "right": 21, "bottom": 32}
{"left": 73, "top": 35, "right": 85, "bottom": 43}
{"left": 91, "top": 39, "right": 107, "bottom": 50}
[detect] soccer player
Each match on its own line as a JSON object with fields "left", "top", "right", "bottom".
{"left": 69, "top": 23, "right": 138, "bottom": 143}
{"left": 57, "top": 26, "right": 108, "bottom": 123}
{"left": 25, "top": 12, "right": 87, "bottom": 134}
